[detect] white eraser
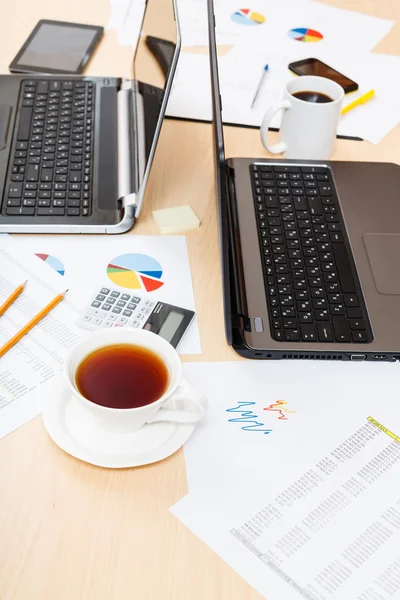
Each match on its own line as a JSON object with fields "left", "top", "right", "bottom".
{"left": 152, "top": 205, "right": 200, "bottom": 234}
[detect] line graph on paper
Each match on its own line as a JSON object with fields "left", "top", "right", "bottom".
{"left": 226, "top": 399, "right": 296, "bottom": 434}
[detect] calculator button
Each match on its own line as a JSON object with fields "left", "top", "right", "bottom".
{"left": 90, "top": 308, "right": 106, "bottom": 318}
{"left": 96, "top": 294, "right": 106, "bottom": 301}
{"left": 103, "top": 304, "right": 111, "bottom": 311}
{"left": 100, "top": 288, "right": 110, "bottom": 295}
{"left": 83, "top": 314, "right": 92, "bottom": 322}
{"left": 91, "top": 301, "right": 101, "bottom": 308}
{"left": 107, "top": 297, "right": 116, "bottom": 304}
{"left": 92, "top": 317, "right": 103, "bottom": 326}
{"left": 103, "top": 321, "right": 113, "bottom": 328}
{"left": 112, "top": 307, "right": 122, "bottom": 314}
{"left": 121, "top": 294, "right": 131, "bottom": 301}
{"left": 116, "top": 300, "right": 126, "bottom": 307}
{"left": 127, "top": 303, "right": 137, "bottom": 310}
{"left": 110, "top": 291, "right": 120, "bottom": 298}
{"left": 108, "top": 314, "right": 117, "bottom": 321}
{"left": 123, "top": 309, "right": 132, "bottom": 317}
{"left": 118, "top": 316, "right": 128, "bottom": 324}
{"left": 132, "top": 296, "right": 141, "bottom": 303}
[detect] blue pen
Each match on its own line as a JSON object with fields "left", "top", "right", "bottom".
{"left": 251, "top": 64, "right": 269, "bottom": 108}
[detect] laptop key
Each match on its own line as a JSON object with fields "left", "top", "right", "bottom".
{"left": 332, "top": 317, "right": 350, "bottom": 342}
{"left": 351, "top": 331, "right": 368, "bottom": 342}
{"left": 6, "top": 207, "right": 35, "bottom": 216}
{"left": 17, "top": 107, "right": 33, "bottom": 141}
{"left": 317, "top": 322, "right": 334, "bottom": 342}
{"left": 8, "top": 183, "right": 23, "bottom": 198}
{"left": 300, "top": 324, "right": 317, "bottom": 341}
{"left": 37, "top": 208, "right": 65, "bottom": 216}
{"left": 284, "top": 329, "right": 300, "bottom": 342}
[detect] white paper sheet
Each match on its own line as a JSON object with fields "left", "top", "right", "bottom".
{"left": 168, "top": 46, "right": 400, "bottom": 144}
{"left": 181, "top": 360, "right": 400, "bottom": 493}
{"left": 107, "top": 0, "right": 146, "bottom": 48}
{"left": 0, "top": 236, "right": 82, "bottom": 439}
{"left": 177, "top": 0, "right": 394, "bottom": 51}
{"left": 173, "top": 360, "right": 400, "bottom": 600}
{"left": 167, "top": 0, "right": 397, "bottom": 142}
{"left": 3, "top": 235, "right": 201, "bottom": 355}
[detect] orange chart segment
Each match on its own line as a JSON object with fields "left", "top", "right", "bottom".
{"left": 140, "top": 275, "right": 164, "bottom": 292}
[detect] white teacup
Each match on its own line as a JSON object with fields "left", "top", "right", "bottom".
{"left": 260, "top": 75, "right": 344, "bottom": 160}
{"left": 64, "top": 328, "right": 208, "bottom": 435}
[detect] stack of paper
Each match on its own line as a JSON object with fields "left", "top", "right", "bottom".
{"left": 166, "top": 0, "right": 399, "bottom": 143}
{"left": 172, "top": 360, "right": 400, "bottom": 600}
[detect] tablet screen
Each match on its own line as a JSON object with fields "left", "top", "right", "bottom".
{"left": 15, "top": 23, "right": 100, "bottom": 73}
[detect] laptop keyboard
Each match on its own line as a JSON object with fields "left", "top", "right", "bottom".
{"left": 2, "top": 80, "right": 94, "bottom": 218}
{"left": 251, "top": 164, "right": 373, "bottom": 344}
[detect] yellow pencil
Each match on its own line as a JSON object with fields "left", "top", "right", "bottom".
{"left": 341, "top": 89, "right": 375, "bottom": 116}
{"left": 0, "top": 281, "right": 27, "bottom": 317}
{"left": 0, "top": 290, "right": 68, "bottom": 359}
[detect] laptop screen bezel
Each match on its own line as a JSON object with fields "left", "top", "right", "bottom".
{"left": 134, "top": 0, "right": 181, "bottom": 216}
{"left": 207, "top": 0, "right": 234, "bottom": 345}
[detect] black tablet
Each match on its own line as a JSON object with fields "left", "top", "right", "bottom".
{"left": 9, "top": 19, "right": 104, "bottom": 75}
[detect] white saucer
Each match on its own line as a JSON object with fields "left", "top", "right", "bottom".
{"left": 42, "top": 375, "right": 196, "bottom": 469}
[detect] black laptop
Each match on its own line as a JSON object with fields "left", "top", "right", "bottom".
{"left": 0, "top": 0, "right": 180, "bottom": 234}
{"left": 208, "top": 0, "right": 400, "bottom": 362}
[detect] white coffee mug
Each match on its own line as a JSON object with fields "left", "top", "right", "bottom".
{"left": 261, "top": 76, "right": 344, "bottom": 160}
{"left": 64, "top": 328, "right": 208, "bottom": 434}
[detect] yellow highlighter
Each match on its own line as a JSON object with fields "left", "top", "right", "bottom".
{"left": 341, "top": 89, "right": 375, "bottom": 116}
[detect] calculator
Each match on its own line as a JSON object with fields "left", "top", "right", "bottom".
{"left": 76, "top": 286, "right": 195, "bottom": 348}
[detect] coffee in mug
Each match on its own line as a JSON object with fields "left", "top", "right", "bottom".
{"left": 260, "top": 75, "right": 344, "bottom": 160}
{"left": 292, "top": 90, "right": 333, "bottom": 104}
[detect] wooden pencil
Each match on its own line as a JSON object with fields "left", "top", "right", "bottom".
{"left": 0, "top": 290, "right": 68, "bottom": 359}
{"left": 0, "top": 281, "right": 27, "bottom": 317}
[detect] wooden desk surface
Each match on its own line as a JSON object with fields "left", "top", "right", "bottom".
{"left": 0, "top": 1, "right": 399, "bottom": 599}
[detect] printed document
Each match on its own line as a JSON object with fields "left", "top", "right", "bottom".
{"left": 173, "top": 360, "right": 400, "bottom": 599}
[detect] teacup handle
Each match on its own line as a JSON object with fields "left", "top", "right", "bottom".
{"left": 260, "top": 99, "right": 291, "bottom": 154}
{"left": 147, "top": 377, "right": 208, "bottom": 425}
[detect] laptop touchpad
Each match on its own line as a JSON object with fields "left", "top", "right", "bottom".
{"left": 364, "top": 234, "right": 400, "bottom": 295}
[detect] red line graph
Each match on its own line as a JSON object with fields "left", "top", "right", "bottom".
{"left": 263, "top": 400, "right": 296, "bottom": 421}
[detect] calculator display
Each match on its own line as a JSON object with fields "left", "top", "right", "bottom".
{"left": 157, "top": 311, "right": 184, "bottom": 343}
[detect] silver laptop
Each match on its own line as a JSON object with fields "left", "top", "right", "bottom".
{"left": 208, "top": 0, "right": 400, "bottom": 362}
{"left": 0, "top": 0, "right": 180, "bottom": 233}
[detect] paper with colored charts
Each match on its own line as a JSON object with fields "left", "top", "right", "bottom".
{"left": 174, "top": 0, "right": 393, "bottom": 51}
{"left": 174, "top": 360, "right": 400, "bottom": 600}
{"left": 0, "top": 235, "right": 201, "bottom": 355}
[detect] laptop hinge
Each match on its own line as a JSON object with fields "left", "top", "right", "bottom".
{"left": 226, "top": 166, "right": 251, "bottom": 333}
{"left": 117, "top": 82, "right": 139, "bottom": 209}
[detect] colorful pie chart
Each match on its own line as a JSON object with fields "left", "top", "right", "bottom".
{"left": 288, "top": 27, "right": 323, "bottom": 42}
{"left": 35, "top": 253, "right": 65, "bottom": 276}
{"left": 107, "top": 253, "right": 164, "bottom": 292}
{"left": 231, "top": 8, "right": 266, "bottom": 26}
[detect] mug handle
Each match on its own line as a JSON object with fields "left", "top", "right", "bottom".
{"left": 260, "top": 99, "right": 291, "bottom": 154}
{"left": 147, "top": 377, "right": 208, "bottom": 425}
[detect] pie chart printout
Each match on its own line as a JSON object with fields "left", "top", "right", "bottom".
{"left": 288, "top": 27, "right": 324, "bottom": 42}
{"left": 35, "top": 253, "right": 65, "bottom": 276}
{"left": 107, "top": 253, "right": 164, "bottom": 292}
{"left": 231, "top": 9, "right": 266, "bottom": 26}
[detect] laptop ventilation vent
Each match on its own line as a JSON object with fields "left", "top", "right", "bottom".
{"left": 282, "top": 354, "right": 343, "bottom": 360}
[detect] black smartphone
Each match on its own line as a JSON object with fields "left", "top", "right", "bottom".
{"left": 9, "top": 19, "right": 104, "bottom": 75}
{"left": 288, "top": 58, "right": 358, "bottom": 94}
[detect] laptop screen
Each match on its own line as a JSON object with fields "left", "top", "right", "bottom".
{"left": 207, "top": 0, "right": 233, "bottom": 344}
{"left": 132, "top": 0, "right": 180, "bottom": 212}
